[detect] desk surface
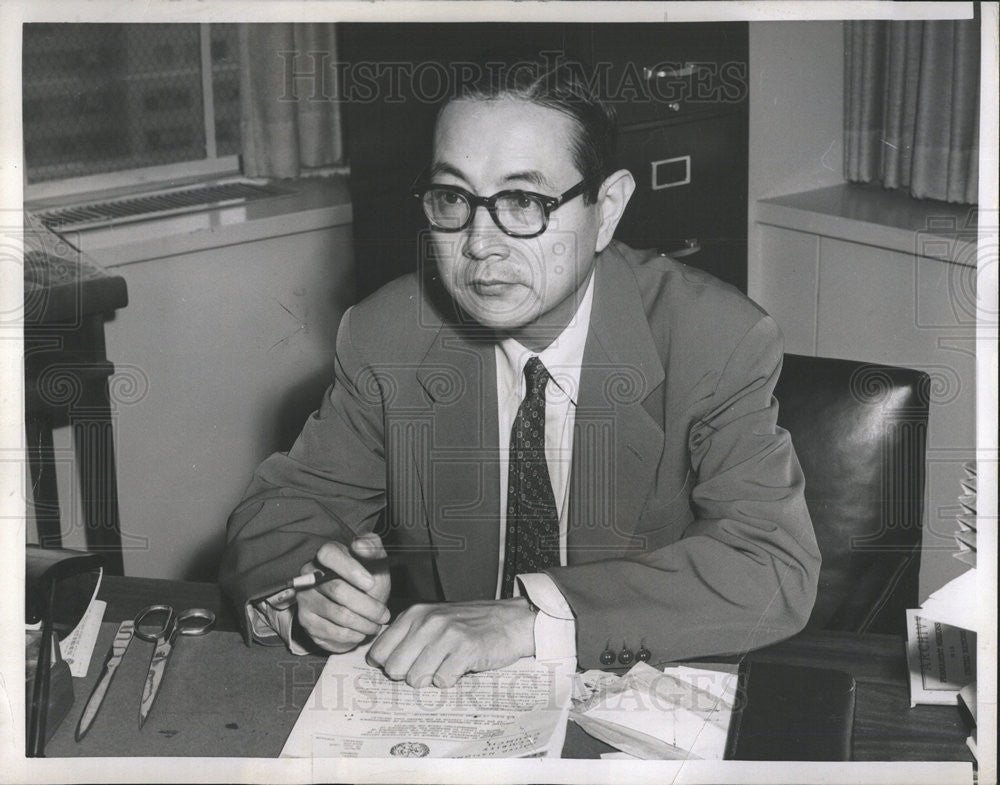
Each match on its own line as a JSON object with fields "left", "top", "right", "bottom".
{"left": 45, "top": 576, "right": 974, "bottom": 762}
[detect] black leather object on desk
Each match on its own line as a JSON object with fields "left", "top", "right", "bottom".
{"left": 775, "top": 354, "right": 929, "bottom": 636}
{"left": 727, "top": 661, "right": 856, "bottom": 761}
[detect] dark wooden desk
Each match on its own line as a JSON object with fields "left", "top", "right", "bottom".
{"left": 44, "top": 576, "right": 974, "bottom": 763}
{"left": 746, "top": 631, "right": 973, "bottom": 762}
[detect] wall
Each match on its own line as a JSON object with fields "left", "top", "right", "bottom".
{"left": 30, "top": 184, "right": 356, "bottom": 580}
{"left": 747, "top": 22, "right": 845, "bottom": 298}
{"left": 106, "top": 230, "right": 355, "bottom": 579}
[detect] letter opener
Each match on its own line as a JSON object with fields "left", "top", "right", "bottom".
{"left": 75, "top": 619, "right": 135, "bottom": 741}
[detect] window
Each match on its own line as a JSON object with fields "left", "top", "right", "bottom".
{"left": 22, "top": 23, "right": 241, "bottom": 185}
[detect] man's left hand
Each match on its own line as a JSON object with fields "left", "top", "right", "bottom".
{"left": 366, "top": 599, "right": 536, "bottom": 688}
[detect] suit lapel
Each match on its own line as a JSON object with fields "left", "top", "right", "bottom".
{"left": 412, "top": 245, "right": 666, "bottom": 587}
{"left": 568, "top": 248, "right": 666, "bottom": 563}
{"left": 415, "top": 323, "right": 500, "bottom": 600}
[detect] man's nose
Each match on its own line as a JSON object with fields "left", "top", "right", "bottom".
{"left": 461, "top": 205, "right": 509, "bottom": 259}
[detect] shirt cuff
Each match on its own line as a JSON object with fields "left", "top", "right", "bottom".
{"left": 516, "top": 573, "right": 576, "bottom": 663}
{"left": 249, "top": 597, "right": 310, "bottom": 656}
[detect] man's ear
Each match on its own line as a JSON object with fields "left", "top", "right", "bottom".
{"left": 594, "top": 169, "right": 636, "bottom": 253}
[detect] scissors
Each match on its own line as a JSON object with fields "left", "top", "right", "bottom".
{"left": 134, "top": 604, "right": 215, "bottom": 728}
{"left": 76, "top": 619, "right": 137, "bottom": 741}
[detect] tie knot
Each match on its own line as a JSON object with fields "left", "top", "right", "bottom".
{"left": 524, "top": 356, "right": 549, "bottom": 398}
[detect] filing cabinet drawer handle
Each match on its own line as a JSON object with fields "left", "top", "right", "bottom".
{"left": 650, "top": 155, "right": 691, "bottom": 191}
{"left": 665, "top": 238, "right": 702, "bottom": 258}
{"left": 642, "top": 64, "right": 696, "bottom": 80}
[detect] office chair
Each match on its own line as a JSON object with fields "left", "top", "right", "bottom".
{"left": 775, "top": 354, "right": 930, "bottom": 636}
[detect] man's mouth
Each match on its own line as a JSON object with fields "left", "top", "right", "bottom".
{"left": 469, "top": 279, "right": 523, "bottom": 291}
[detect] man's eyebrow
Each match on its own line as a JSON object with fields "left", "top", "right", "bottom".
{"left": 501, "top": 170, "right": 554, "bottom": 191}
{"left": 428, "top": 163, "right": 556, "bottom": 192}
{"left": 428, "top": 162, "right": 468, "bottom": 182}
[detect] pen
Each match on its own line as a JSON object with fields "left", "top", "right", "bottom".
{"left": 267, "top": 569, "right": 334, "bottom": 610}
{"left": 289, "top": 568, "right": 334, "bottom": 592}
{"left": 269, "top": 552, "right": 385, "bottom": 610}
{"left": 292, "top": 550, "right": 385, "bottom": 591}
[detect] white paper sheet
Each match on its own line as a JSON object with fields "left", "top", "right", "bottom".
{"left": 60, "top": 598, "right": 107, "bottom": 677}
{"left": 905, "top": 609, "right": 977, "bottom": 706}
{"left": 569, "top": 661, "right": 737, "bottom": 760}
{"left": 917, "top": 569, "right": 980, "bottom": 632}
{"left": 280, "top": 645, "right": 573, "bottom": 759}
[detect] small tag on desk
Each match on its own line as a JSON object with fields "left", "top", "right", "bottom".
{"left": 61, "top": 599, "right": 107, "bottom": 678}
{"left": 905, "top": 609, "right": 976, "bottom": 707}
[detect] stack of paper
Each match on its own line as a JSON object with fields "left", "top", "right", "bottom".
{"left": 954, "top": 462, "right": 977, "bottom": 568}
{"left": 959, "top": 683, "right": 977, "bottom": 759}
{"left": 569, "top": 661, "right": 738, "bottom": 760}
{"left": 905, "top": 461, "right": 980, "bottom": 714}
{"left": 281, "top": 646, "right": 573, "bottom": 758}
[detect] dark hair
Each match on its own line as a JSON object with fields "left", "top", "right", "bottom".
{"left": 438, "top": 52, "right": 619, "bottom": 204}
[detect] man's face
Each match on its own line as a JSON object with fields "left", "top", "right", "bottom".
{"left": 428, "top": 98, "right": 605, "bottom": 346}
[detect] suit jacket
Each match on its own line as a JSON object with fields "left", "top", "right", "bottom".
{"left": 220, "top": 241, "right": 821, "bottom": 669}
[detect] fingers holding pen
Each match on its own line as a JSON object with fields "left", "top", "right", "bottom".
{"left": 350, "top": 531, "right": 388, "bottom": 562}
{"left": 311, "top": 541, "right": 390, "bottom": 621}
{"left": 312, "top": 574, "right": 390, "bottom": 628}
{"left": 296, "top": 536, "right": 392, "bottom": 652}
{"left": 349, "top": 533, "right": 392, "bottom": 602}
{"left": 314, "top": 539, "right": 378, "bottom": 593}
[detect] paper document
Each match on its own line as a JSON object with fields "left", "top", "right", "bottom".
{"left": 281, "top": 645, "right": 573, "bottom": 758}
{"left": 906, "top": 609, "right": 976, "bottom": 706}
{"left": 916, "top": 569, "right": 980, "bottom": 633}
{"left": 60, "top": 599, "right": 107, "bottom": 677}
{"left": 569, "top": 661, "right": 737, "bottom": 760}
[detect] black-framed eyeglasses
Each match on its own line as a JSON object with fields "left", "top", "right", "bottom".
{"left": 412, "top": 178, "right": 590, "bottom": 239}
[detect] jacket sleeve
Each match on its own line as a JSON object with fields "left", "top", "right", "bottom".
{"left": 545, "top": 316, "right": 822, "bottom": 668}
{"left": 218, "top": 307, "right": 387, "bottom": 643}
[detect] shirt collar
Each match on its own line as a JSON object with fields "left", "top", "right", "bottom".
{"left": 496, "top": 272, "right": 595, "bottom": 406}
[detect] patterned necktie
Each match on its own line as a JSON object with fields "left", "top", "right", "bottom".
{"left": 501, "top": 356, "right": 560, "bottom": 599}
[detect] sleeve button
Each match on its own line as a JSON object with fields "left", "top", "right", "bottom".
{"left": 636, "top": 647, "right": 652, "bottom": 663}
{"left": 618, "top": 647, "right": 634, "bottom": 665}
{"left": 599, "top": 648, "right": 616, "bottom": 666}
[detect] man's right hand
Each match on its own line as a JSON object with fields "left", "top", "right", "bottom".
{"left": 296, "top": 533, "right": 391, "bottom": 652}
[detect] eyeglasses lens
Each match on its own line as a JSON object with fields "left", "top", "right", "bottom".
{"left": 423, "top": 189, "right": 470, "bottom": 229}
{"left": 422, "top": 189, "right": 545, "bottom": 236}
{"left": 495, "top": 194, "right": 544, "bottom": 233}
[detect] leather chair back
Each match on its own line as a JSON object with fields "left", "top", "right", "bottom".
{"left": 775, "top": 354, "right": 930, "bottom": 635}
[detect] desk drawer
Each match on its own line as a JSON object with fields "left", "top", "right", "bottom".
{"left": 593, "top": 23, "right": 748, "bottom": 127}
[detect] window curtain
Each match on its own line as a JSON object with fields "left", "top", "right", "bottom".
{"left": 238, "top": 24, "right": 343, "bottom": 178}
{"left": 844, "top": 19, "right": 980, "bottom": 204}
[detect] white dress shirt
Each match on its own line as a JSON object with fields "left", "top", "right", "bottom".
{"left": 494, "top": 273, "right": 595, "bottom": 662}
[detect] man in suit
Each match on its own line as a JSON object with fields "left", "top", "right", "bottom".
{"left": 220, "top": 59, "right": 820, "bottom": 687}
